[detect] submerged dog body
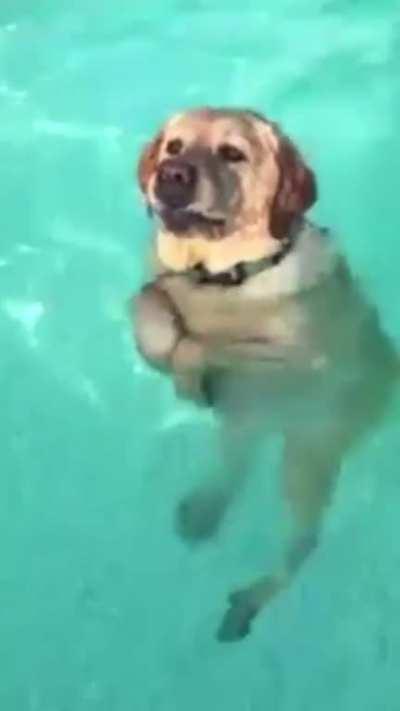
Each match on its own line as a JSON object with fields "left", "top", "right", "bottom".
{"left": 133, "top": 108, "right": 398, "bottom": 641}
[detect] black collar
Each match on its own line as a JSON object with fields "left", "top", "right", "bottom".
{"left": 190, "top": 234, "right": 295, "bottom": 287}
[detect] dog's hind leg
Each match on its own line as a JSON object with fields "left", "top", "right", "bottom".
{"left": 217, "top": 426, "right": 346, "bottom": 642}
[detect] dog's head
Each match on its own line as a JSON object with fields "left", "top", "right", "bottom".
{"left": 137, "top": 108, "right": 316, "bottom": 242}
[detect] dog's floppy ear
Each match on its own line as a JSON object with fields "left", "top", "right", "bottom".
{"left": 137, "top": 132, "right": 164, "bottom": 194}
{"left": 269, "top": 127, "right": 317, "bottom": 240}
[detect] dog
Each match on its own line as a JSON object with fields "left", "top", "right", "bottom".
{"left": 131, "top": 107, "right": 398, "bottom": 642}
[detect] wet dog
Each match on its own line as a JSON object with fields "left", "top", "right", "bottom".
{"left": 132, "top": 107, "right": 398, "bottom": 641}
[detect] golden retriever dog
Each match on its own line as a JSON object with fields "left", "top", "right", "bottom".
{"left": 132, "top": 107, "right": 398, "bottom": 642}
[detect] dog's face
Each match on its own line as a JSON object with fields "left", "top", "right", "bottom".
{"left": 138, "top": 108, "right": 316, "bottom": 241}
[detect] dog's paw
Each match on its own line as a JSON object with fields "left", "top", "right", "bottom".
{"left": 176, "top": 488, "right": 228, "bottom": 542}
{"left": 134, "top": 286, "right": 181, "bottom": 366}
{"left": 216, "top": 590, "right": 258, "bottom": 643}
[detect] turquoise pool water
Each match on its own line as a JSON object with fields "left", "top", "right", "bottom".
{"left": 1, "top": 1, "right": 400, "bottom": 708}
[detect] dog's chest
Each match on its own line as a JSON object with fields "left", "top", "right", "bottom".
{"left": 159, "top": 224, "right": 337, "bottom": 346}
{"left": 161, "top": 226, "right": 336, "bottom": 346}
{"left": 162, "top": 275, "right": 312, "bottom": 346}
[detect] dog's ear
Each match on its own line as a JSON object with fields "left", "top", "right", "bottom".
{"left": 269, "top": 127, "right": 317, "bottom": 240}
{"left": 137, "top": 132, "right": 164, "bottom": 194}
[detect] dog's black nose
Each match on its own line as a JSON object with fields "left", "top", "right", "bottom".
{"left": 155, "top": 159, "right": 197, "bottom": 209}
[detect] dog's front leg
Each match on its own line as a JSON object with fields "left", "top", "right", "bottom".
{"left": 171, "top": 336, "right": 209, "bottom": 404}
{"left": 132, "top": 285, "right": 210, "bottom": 403}
{"left": 176, "top": 413, "right": 262, "bottom": 541}
{"left": 132, "top": 284, "right": 183, "bottom": 370}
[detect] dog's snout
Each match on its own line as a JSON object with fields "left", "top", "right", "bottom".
{"left": 159, "top": 160, "right": 195, "bottom": 186}
{"left": 155, "top": 159, "right": 197, "bottom": 209}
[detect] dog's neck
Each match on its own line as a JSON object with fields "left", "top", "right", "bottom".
{"left": 194, "top": 236, "right": 297, "bottom": 286}
{"left": 154, "top": 219, "right": 336, "bottom": 296}
{"left": 156, "top": 219, "right": 287, "bottom": 275}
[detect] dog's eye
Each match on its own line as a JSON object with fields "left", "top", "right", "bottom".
{"left": 218, "top": 144, "right": 247, "bottom": 163}
{"left": 166, "top": 138, "right": 183, "bottom": 156}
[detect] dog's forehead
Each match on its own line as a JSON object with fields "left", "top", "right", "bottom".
{"left": 164, "top": 109, "right": 278, "bottom": 151}
{"left": 165, "top": 110, "right": 237, "bottom": 138}
{"left": 164, "top": 111, "right": 209, "bottom": 137}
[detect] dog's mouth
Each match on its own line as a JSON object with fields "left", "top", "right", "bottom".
{"left": 154, "top": 206, "right": 226, "bottom": 234}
